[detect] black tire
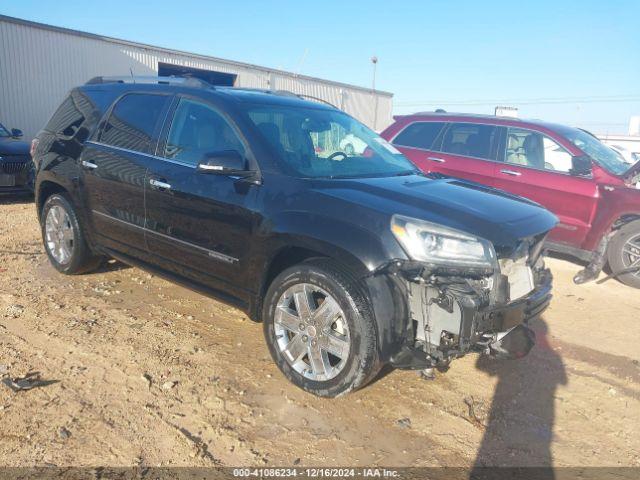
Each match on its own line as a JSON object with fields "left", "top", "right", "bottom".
{"left": 41, "top": 193, "right": 102, "bottom": 275}
{"left": 263, "top": 258, "right": 380, "bottom": 397}
{"left": 607, "top": 220, "right": 640, "bottom": 289}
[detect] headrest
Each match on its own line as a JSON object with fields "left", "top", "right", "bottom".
{"left": 523, "top": 134, "right": 540, "bottom": 151}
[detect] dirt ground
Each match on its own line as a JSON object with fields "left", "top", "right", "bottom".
{"left": 0, "top": 197, "right": 639, "bottom": 468}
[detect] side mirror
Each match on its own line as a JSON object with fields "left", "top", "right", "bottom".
{"left": 11, "top": 128, "right": 23, "bottom": 138}
{"left": 197, "top": 150, "right": 251, "bottom": 177}
{"left": 569, "top": 155, "right": 592, "bottom": 177}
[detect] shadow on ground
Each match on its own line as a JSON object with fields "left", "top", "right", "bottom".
{"left": 0, "top": 194, "right": 34, "bottom": 206}
{"left": 472, "top": 318, "right": 566, "bottom": 478}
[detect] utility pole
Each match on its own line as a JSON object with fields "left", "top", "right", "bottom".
{"left": 371, "top": 55, "right": 378, "bottom": 131}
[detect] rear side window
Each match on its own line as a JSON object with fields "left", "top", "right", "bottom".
{"left": 45, "top": 94, "right": 86, "bottom": 137}
{"left": 46, "top": 88, "right": 112, "bottom": 138}
{"left": 393, "top": 121, "right": 445, "bottom": 150}
{"left": 440, "top": 122, "right": 499, "bottom": 160}
{"left": 100, "top": 93, "right": 169, "bottom": 153}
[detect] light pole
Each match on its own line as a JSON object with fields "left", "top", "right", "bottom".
{"left": 371, "top": 55, "right": 379, "bottom": 131}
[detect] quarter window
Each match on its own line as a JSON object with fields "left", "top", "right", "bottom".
{"left": 505, "top": 128, "right": 573, "bottom": 172}
{"left": 392, "top": 122, "right": 446, "bottom": 150}
{"left": 163, "top": 98, "right": 245, "bottom": 166}
{"left": 100, "top": 93, "right": 169, "bottom": 153}
{"left": 440, "top": 123, "right": 499, "bottom": 160}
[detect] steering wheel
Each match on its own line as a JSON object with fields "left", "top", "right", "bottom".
{"left": 327, "top": 151, "right": 348, "bottom": 161}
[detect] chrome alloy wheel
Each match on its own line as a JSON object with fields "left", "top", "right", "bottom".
{"left": 622, "top": 233, "right": 640, "bottom": 278}
{"left": 45, "top": 205, "right": 74, "bottom": 265}
{"left": 274, "top": 283, "right": 351, "bottom": 381}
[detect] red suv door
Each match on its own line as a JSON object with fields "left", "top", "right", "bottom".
{"left": 493, "top": 126, "right": 599, "bottom": 246}
{"left": 391, "top": 121, "right": 500, "bottom": 187}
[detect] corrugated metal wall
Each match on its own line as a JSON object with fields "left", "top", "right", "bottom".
{"left": 0, "top": 16, "right": 393, "bottom": 139}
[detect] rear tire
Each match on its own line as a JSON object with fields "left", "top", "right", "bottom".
{"left": 41, "top": 193, "right": 102, "bottom": 275}
{"left": 262, "top": 259, "right": 380, "bottom": 397}
{"left": 607, "top": 220, "right": 640, "bottom": 289}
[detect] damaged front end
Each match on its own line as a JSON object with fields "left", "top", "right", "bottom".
{"left": 377, "top": 231, "right": 552, "bottom": 371}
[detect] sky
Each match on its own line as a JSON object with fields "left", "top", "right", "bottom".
{"left": 2, "top": 0, "right": 639, "bottom": 134}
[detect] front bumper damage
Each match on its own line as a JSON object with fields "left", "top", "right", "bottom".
{"left": 375, "top": 238, "right": 552, "bottom": 370}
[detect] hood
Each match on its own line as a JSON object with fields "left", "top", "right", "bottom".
{"left": 312, "top": 174, "right": 558, "bottom": 247}
{"left": 0, "top": 137, "right": 30, "bottom": 156}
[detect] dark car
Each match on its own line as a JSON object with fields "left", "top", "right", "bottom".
{"left": 32, "top": 77, "right": 557, "bottom": 397}
{"left": 0, "top": 122, "right": 33, "bottom": 195}
{"left": 381, "top": 113, "right": 640, "bottom": 288}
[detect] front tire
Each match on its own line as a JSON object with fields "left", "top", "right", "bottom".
{"left": 41, "top": 193, "right": 102, "bottom": 275}
{"left": 607, "top": 220, "right": 640, "bottom": 289}
{"left": 263, "top": 259, "right": 380, "bottom": 397}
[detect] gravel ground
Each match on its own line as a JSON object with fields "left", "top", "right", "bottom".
{"left": 0, "top": 197, "right": 639, "bottom": 468}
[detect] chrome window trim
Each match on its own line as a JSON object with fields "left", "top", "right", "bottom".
{"left": 96, "top": 90, "right": 174, "bottom": 146}
{"left": 390, "top": 120, "right": 593, "bottom": 180}
{"left": 86, "top": 140, "right": 196, "bottom": 169}
{"left": 157, "top": 93, "right": 260, "bottom": 174}
{"left": 502, "top": 126, "right": 593, "bottom": 179}
{"left": 391, "top": 120, "right": 500, "bottom": 162}
{"left": 92, "top": 210, "right": 238, "bottom": 264}
{"left": 439, "top": 122, "right": 501, "bottom": 162}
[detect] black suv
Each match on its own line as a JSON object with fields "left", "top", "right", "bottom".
{"left": 33, "top": 77, "right": 557, "bottom": 397}
{"left": 0, "top": 122, "right": 33, "bottom": 195}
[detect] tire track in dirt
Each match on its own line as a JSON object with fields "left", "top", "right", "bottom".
{"left": 1, "top": 199, "right": 640, "bottom": 467}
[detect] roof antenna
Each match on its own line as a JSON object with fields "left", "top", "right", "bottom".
{"left": 295, "top": 48, "right": 309, "bottom": 76}
{"left": 129, "top": 67, "right": 135, "bottom": 83}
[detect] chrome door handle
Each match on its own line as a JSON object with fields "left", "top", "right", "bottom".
{"left": 428, "top": 157, "right": 446, "bottom": 163}
{"left": 149, "top": 179, "right": 171, "bottom": 190}
{"left": 81, "top": 160, "right": 98, "bottom": 170}
{"left": 500, "top": 169, "right": 522, "bottom": 176}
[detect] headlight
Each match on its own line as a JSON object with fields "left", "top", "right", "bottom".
{"left": 390, "top": 214, "right": 497, "bottom": 269}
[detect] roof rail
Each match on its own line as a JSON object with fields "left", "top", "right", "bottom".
{"left": 294, "top": 93, "right": 338, "bottom": 109}
{"left": 272, "top": 89, "right": 301, "bottom": 98}
{"left": 85, "top": 75, "right": 213, "bottom": 89}
{"left": 216, "top": 87, "right": 338, "bottom": 108}
{"left": 412, "top": 110, "right": 446, "bottom": 115}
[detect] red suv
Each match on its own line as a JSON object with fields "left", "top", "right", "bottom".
{"left": 381, "top": 113, "right": 640, "bottom": 288}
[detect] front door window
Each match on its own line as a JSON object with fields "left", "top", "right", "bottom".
{"left": 163, "top": 98, "right": 245, "bottom": 166}
{"left": 505, "top": 128, "right": 573, "bottom": 173}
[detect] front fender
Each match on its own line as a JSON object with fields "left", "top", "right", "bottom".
{"left": 583, "top": 186, "right": 640, "bottom": 250}
{"left": 257, "top": 211, "right": 407, "bottom": 278}
{"left": 250, "top": 211, "right": 411, "bottom": 359}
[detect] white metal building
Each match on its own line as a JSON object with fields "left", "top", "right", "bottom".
{"left": 0, "top": 15, "right": 393, "bottom": 139}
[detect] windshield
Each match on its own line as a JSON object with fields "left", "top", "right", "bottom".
{"left": 0, "top": 123, "right": 10, "bottom": 137}
{"left": 243, "top": 104, "right": 417, "bottom": 178}
{"left": 555, "top": 125, "right": 633, "bottom": 175}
